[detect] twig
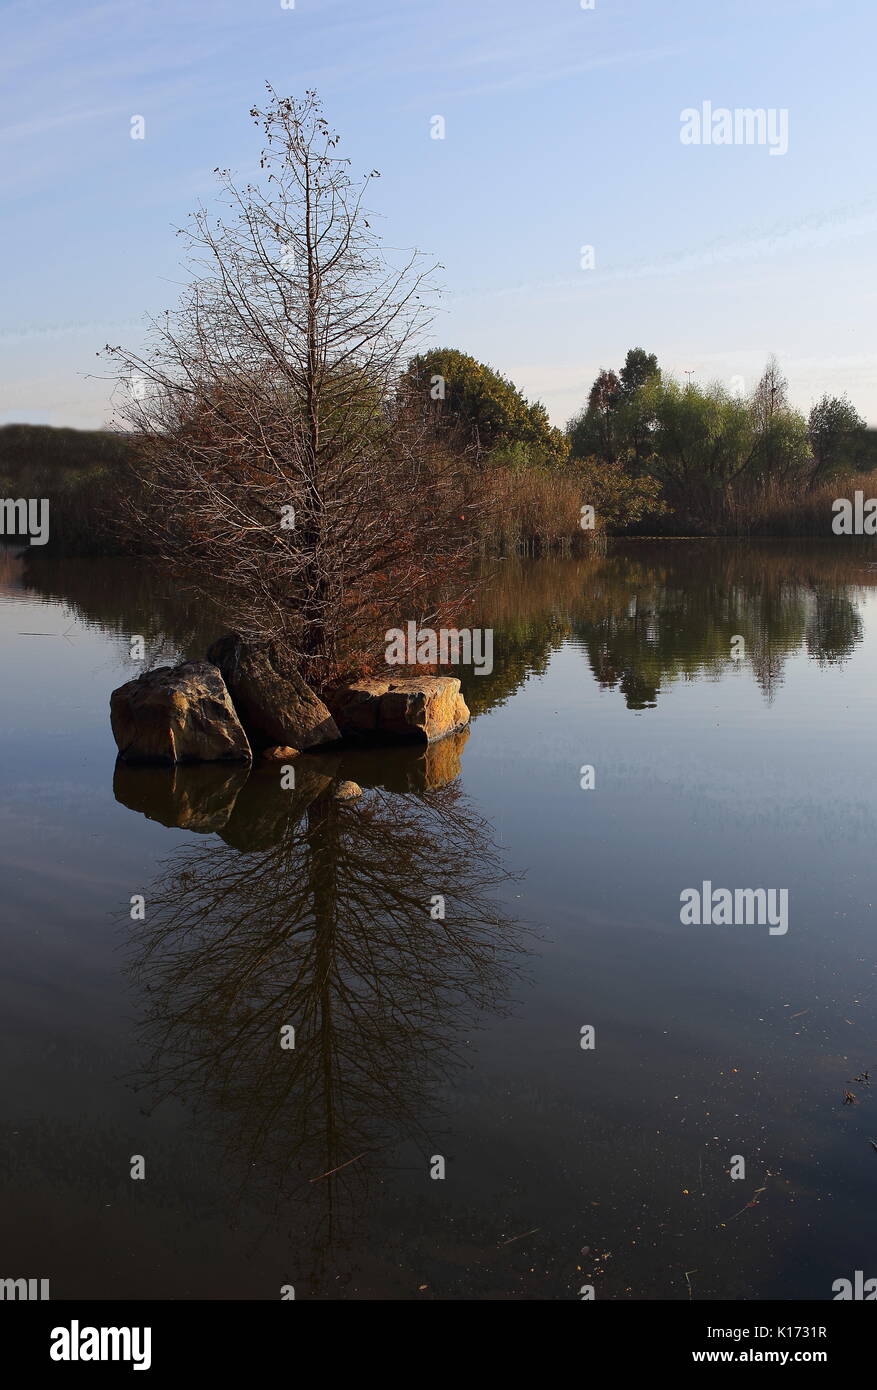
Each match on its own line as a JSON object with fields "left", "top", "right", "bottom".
{"left": 309, "top": 1152, "right": 365, "bottom": 1182}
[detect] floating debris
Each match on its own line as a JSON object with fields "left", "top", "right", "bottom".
{"left": 498, "top": 1227, "right": 541, "bottom": 1247}
{"left": 731, "top": 1185, "right": 767, "bottom": 1219}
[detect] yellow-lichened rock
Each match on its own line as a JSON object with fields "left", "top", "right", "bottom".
{"left": 111, "top": 662, "right": 252, "bottom": 764}
{"left": 323, "top": 676, "right": 470, "bottom": 744}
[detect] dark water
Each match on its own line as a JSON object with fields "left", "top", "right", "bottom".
{"left": 1, "top": 540, "right": 876, "bottom": 1301}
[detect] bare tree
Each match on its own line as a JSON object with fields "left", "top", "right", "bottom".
{"left": 749, "top": 356, "right": 809, "bottom": 490}
{"left": 750, "top": 354, "right": 789, "bottom": 431}
{"left": 106, "top": 88, "right": 472, "bottom": 683}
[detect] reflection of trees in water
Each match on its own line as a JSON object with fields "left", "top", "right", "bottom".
{"left": 804, "top": 586, "right": 865, "bottom": 667}
{"left": 461, "top": 544, "right": 867, "bottom": 711}
{"left": 573, "top": 569, "right": 816, "bottom": 708}
{"left": 122, "top": 764, "right": 527, "bottom": 1272}
{"left": 0, "top": 546, "right": 27, "bottom": 593}
{"left": 17, "top": 553, "right": 224, "bottom": 666}
{"left": 573, "top": 550, "right": 863, "bottom": 707}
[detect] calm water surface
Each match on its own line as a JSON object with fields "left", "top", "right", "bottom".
{"left": 1, "top": 540, "right": 876, "bottom": 1300}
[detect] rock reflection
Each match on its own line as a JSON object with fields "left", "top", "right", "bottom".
{"left": 114, "top": 762, "right": 251, "bottom": 834}
{"left": 114, "top": 731, "right": 471, "bottom": 837}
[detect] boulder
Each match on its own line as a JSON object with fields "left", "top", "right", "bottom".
{"left": 260, "top": 745, "right": 300, "bottom": 761}
{"left": 206, "top": 634, "right": 339, "bottom": 751}
{"left": 322, "top": 676, "right": 470, "bottom": 745}
{"left": 111, "top": 662, "right": 252, "bottom": 764}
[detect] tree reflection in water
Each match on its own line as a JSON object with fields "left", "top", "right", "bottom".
{"left": 116, "top": 740, "right": 529, "bottom": 1275}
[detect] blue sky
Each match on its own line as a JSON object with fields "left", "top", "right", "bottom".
{"left": 1, "top": 0, "right": 875, "bottom": 429}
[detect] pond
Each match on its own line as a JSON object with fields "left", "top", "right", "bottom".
{"left": 1, "top": 539, "right": 875, "bottom": 1300}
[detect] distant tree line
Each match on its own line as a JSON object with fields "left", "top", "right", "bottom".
{"left": 563, "top": 349, "right": 876, "bottom": 531}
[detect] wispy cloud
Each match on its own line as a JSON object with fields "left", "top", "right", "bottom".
{"left": 451, "top": 199, "right": 877, "bottom": 306}
{"left": 0, "top": 319, "right": 142, "bottom": 347}
{"left": 436, "top": 44, "right": 687, "bottom": 102}
{"left": 0, "top": 105, "right": 127, "bottom": 144}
